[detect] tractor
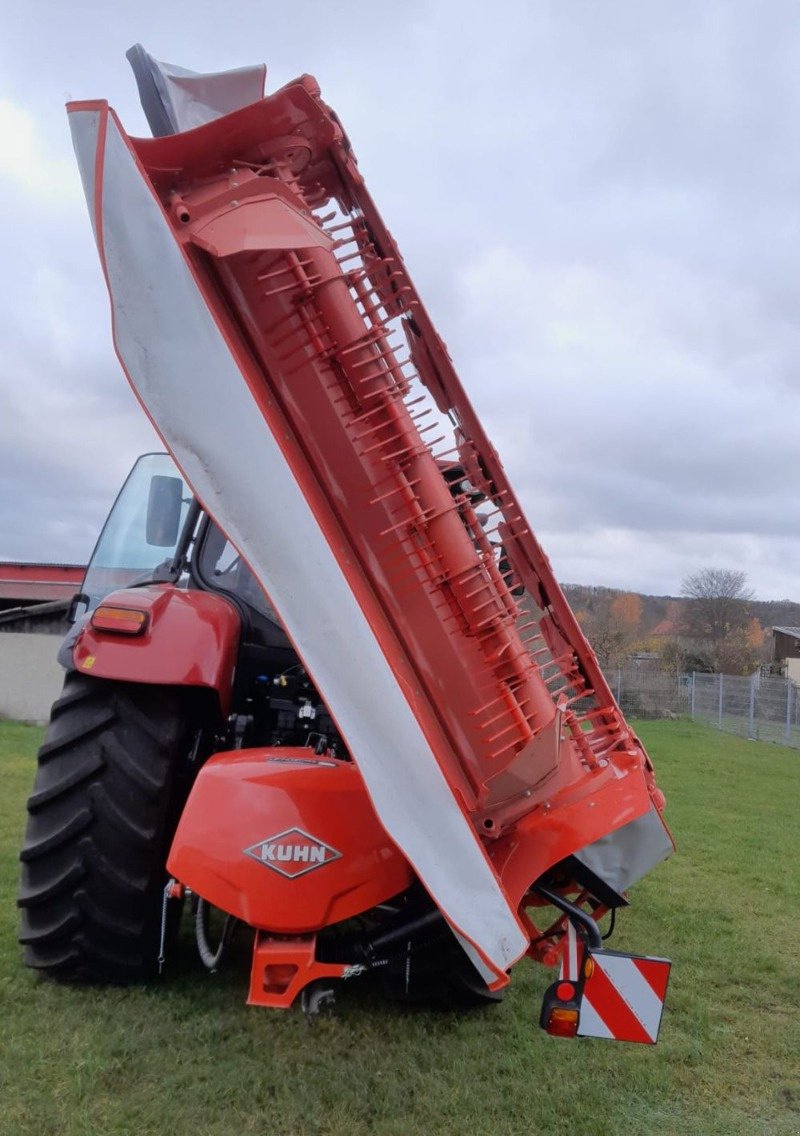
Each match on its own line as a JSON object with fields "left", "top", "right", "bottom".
{"left": 20, "top": 451, "right": 503, "bottom": 1005}
{"left": 19, "top": 45, "right": 672, "bottom": 1038}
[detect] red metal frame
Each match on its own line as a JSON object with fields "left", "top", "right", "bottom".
{"left": 87, "top": 78, "right": 669, "bottom": 830}
{"left": 248, "top": 935, "right": 352, "bottom": 1009}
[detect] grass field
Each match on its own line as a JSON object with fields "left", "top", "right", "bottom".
{"left": 1, "top": 718, "right": 799, "bottom": 1136}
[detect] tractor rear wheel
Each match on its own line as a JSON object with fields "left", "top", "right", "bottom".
{"left": 18, "top": 671, "right": 198, "bottom": 983}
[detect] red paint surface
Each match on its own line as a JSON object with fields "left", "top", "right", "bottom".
{"left": 634, "top": 956, "right": 672, "bottom": 1001}
{"left": 72, "top": 584, "right": 240, "bottom": 714}
{"left": 0, "top": 562, "right": 85, "bottom": 603}
{"left": 168, "top": 747, "right": 413, "bottom": 932}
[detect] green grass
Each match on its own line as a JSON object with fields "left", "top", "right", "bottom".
{"left": 2, "top": 719, "right": 799, "bottom": 1136}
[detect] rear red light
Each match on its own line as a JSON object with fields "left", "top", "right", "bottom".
{"left": 91, "top": 605, "right": 148, "bottom": 635}
{"left": 545, "top": 1007, "right": 579, "bottom": 1038}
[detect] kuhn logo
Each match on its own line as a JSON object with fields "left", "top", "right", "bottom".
{"left": 243, "top": 828, "right": 342, "bottom": 879}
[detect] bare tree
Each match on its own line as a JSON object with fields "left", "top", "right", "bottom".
{"left": 680, "top": 567, "right": 753, "bottom": 644}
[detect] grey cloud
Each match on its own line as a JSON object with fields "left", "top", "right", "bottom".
{"left": 1, "top": 0, "right": 798, "bottom": 600}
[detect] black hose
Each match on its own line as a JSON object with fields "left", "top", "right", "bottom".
{"left": 601, "top": 906, "right": 617, "bottom": 941}
{"left": 195, "top": 897, "right": 237, "bottom": 972}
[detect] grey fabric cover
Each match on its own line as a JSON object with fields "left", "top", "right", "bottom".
{"left": 573, "top": 803, "right": 673, "bottom": 895}
{"left": 126, "top": 43, "right": 266, "bottom": 136}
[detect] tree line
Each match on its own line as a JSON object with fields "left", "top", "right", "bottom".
{"left": 562, "top": 568, "right": 782, "bottom": 676}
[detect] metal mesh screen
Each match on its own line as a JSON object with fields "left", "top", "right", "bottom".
{"left": 690, "top": 672, "right": 800, "bottom": 747}
{"left": 607, "top": 668, "right": 690, "bottom": 719}
{"left": 606, "top": 668, "right": 800, "bottom": 747}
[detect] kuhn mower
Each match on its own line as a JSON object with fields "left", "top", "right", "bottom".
{"left": 19, "top": 47, "right": 673, "bottom": 1041}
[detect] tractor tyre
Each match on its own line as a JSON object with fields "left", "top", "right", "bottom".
{"left": 18, "top": 671, "right": 198, "bottom": 983}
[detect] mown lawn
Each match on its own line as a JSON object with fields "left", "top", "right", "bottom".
{"left": 1, "top": 718, "right": 798, "bottom": 1136}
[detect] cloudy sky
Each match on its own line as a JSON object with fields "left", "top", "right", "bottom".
{"left": 1, "top": 1, "right": 799, "bottom": 599}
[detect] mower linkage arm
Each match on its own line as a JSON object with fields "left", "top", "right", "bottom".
{"left": 533, "top": 885, "right": 603, "bottom": 951}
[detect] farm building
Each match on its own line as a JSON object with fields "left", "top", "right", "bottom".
{"left": 0, "top": 562, "right": 85, "bottom": 721}
{"left": 771, "top": 626, "right": 800, "bottom": 683}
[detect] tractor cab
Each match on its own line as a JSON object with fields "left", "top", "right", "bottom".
{"left": 76, "top": 451, "right": 265, "bottom": 617}
{"left": 69, "top": 451, "right": 344, "bottom": 756}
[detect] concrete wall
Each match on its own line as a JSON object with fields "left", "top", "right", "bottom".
{"left": 0, "top": 633, "right": 64, "bottom": 723}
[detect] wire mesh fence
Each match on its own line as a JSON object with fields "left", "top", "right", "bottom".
{"left": 606, "top": 666, "right": 800, "bottom": 747}
{"left": 608, "top": 668, "right": 691, "bottom": 720}
{"left": 689, "top": 671, "right": 800, "bottom": 747}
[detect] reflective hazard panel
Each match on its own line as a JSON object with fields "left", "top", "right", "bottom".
{"left": 578, "top": 950, "right": 671, "bottom": 1044}
{"left": 542, "top": 921, "right": 671, "bottom": 1044}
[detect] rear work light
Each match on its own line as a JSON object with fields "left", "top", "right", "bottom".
{"left": 91, "top": 605, "right": 148, "bottom": 635}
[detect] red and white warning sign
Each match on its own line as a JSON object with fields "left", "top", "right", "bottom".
{"left": 559, "top": 922, "right": 671, "bottom": 1044}
{"left": 579, "top": 950, "right": 671, "bottom": 1044}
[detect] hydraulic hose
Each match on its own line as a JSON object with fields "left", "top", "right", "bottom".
{"left": 195, "top": 897, "right": 237, "bottom": 972}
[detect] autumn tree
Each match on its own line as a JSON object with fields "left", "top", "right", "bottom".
{"left": 582, "top": 591, "right": 643, "bottom": 669}
{"left": 746, "top": 617, "right": 765, "bottom": 653}
{"left": 609, "top": 592, "right": 643, "bottom": 634}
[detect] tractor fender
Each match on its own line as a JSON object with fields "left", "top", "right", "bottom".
{"left": 71, "top": 584, "right": 240, "bottom": 715}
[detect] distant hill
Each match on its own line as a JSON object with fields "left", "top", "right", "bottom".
{"left": 747, "top": 598, "right": 800, "bottom": 631}
{"left": 560, "top": 584, "right": 678, "bottom": 637}
{"left": 560, "top": 584, "right": 800, "bottom": 638}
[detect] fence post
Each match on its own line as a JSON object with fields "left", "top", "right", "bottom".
{"left": 690, "top": 672, "right": 696, "bottom": 720}
{"left": 615, "top": 668, "right": 621, "bottom": 704}
{"left": 786, "top": 679, "right": 792, "bottom": 746}
{"left": 748, "top": 674, "right": 756, "bottom": 740}
{"left": 718, "top": 673, "right": 723, "bottom": 728}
